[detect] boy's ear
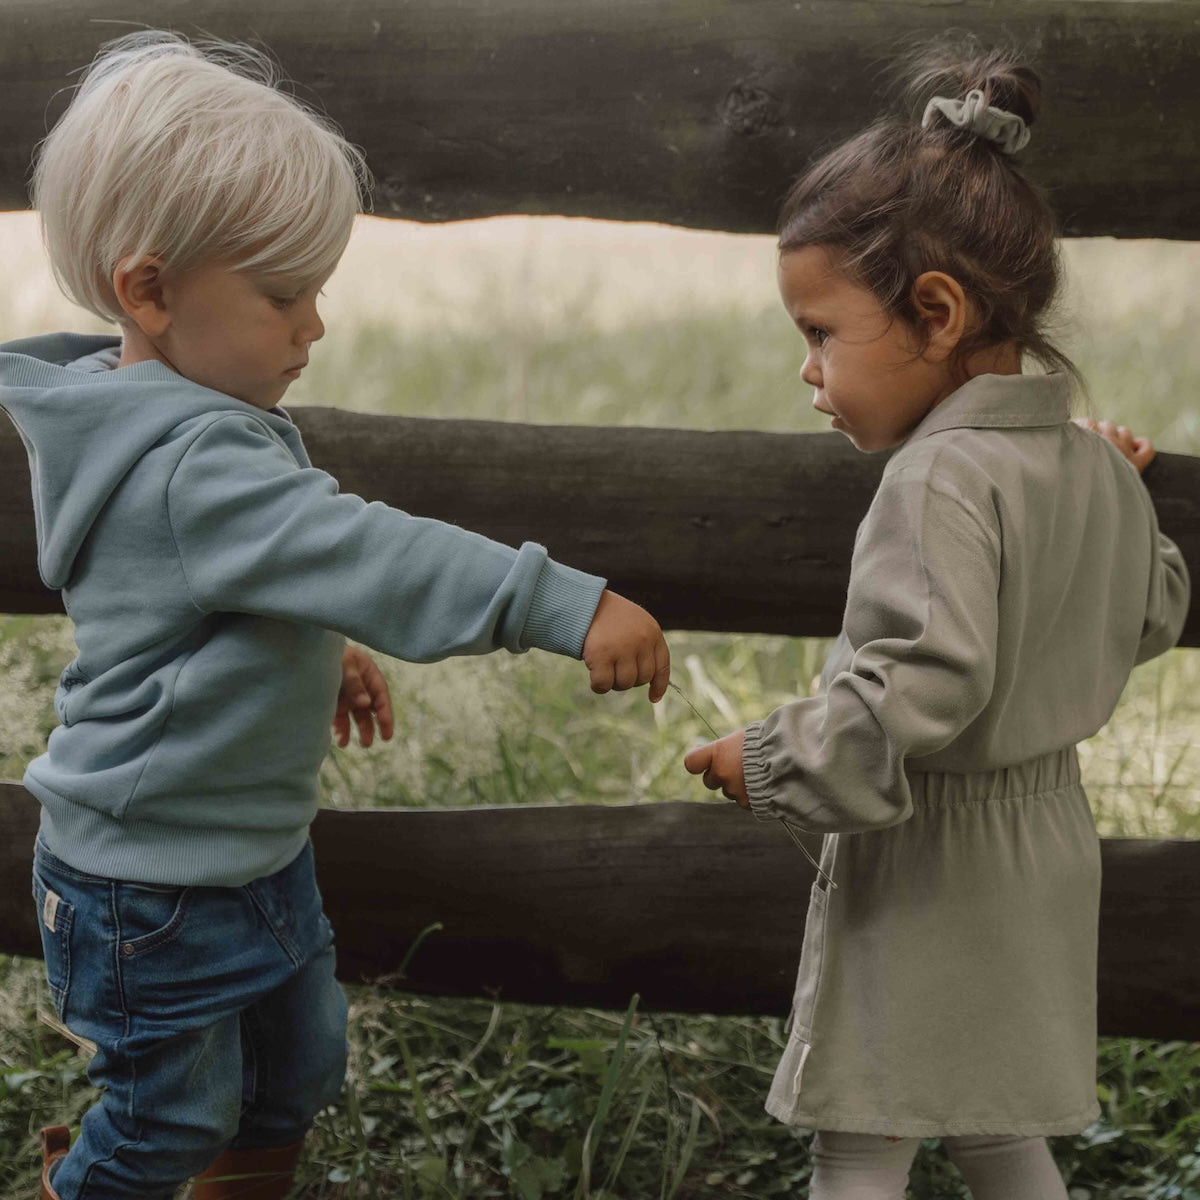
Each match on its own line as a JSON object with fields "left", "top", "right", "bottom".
{"left": 910, "top": 271, "right": 968, "bottom": 362}
{"left": 112, "top": 257, "right": 171, "bottom": 337}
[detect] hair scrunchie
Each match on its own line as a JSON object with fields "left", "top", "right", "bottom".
{"left": 921, "top": 89, "right": 1031, "bottom": 154}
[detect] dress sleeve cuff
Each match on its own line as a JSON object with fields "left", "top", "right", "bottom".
{"left": 743, "top": 720, "right": 780, "bottom": 822}
{"left": 521, "top": 555, "right": 606, "bottom": 659}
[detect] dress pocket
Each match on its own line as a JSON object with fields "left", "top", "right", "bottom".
{"left": 31, "top": 869, "right": 75, "bottom": 1016}
{"left": 789, "top": 880, "right": 831, "bottom": 1042}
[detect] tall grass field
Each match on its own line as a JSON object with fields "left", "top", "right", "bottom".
{"left": 1, "top": 213, "right": 1198, "bottom": 1198}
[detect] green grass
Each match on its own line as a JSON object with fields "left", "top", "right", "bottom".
{"left": 1, "top": 224, "right": 1199, "bottom": 1198}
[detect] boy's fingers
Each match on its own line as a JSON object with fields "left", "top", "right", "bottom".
{"left": 612, "top": 657, "right": 638, "bottom": 691}
{"left": 648, "top": 640, "right": 671, "bottom": 703}
{"left": 588, "top": 660, "right": 615, "bottom": 694}
{"left": 362, "top": 661, "right": 395, "bottom": 740}
{"left": 635, "top": 648, "right": 657, "bottom": 691}
{"left": 354, "top": 708, "right": 374, "bottom": 748}
{"left": 375, "top": 700, "right": 395, "bottom": 741}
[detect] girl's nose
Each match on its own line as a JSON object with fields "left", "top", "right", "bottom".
{"left": 800, "top": 353, "right": 821, "bottom": 388}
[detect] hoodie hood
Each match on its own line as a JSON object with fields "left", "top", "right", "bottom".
{"left": 0, "top": 333, "right": 297, "bottom": 588}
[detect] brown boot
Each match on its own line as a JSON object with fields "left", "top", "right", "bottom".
{"left": 190, "top": 1140, "right": 304, "bottom": 1199}
{"left": 40, "top": 1126, "right": 70, "bottom": 1200}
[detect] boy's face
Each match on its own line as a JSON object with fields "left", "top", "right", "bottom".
{"left": 154, "top": 263, "right": 330, "bottom": 410}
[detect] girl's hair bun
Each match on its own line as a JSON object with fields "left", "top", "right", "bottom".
{"left": 903, "top": 37, "right": 1042, "bottom": 130}
{"left": 777, "top": 34, "right": 1075, "bottom": 385}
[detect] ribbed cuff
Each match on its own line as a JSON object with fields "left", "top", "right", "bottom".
{"left": 742, "top": 720, "right": 781, "bottom": 822}
{"left": 521, "top": 557, "right": 606, "bottom": 659}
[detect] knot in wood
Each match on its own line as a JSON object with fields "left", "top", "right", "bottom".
{"left": 719, "top": 83, "right": 781, "bottom": 137}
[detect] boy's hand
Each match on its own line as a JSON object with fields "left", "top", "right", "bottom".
{"left": 684, "top": 729, "right": 749, "bottom": 808}
{"left": 581, "top": 589, "right": 671, "bottom": 702}
{"left": 1075, "top": 417, "right": 1156, "bottom": 474}
{"left": 334, "top": 645, "right": 394, "bottom": 748}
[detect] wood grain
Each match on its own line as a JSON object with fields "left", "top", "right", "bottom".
{"left": 3, "top": 783, "right": 1198, "bottom": 1038}
{"left": 3, "top": 410, "right": 1199, "bottom": 642}
{"left": 1, "top": 1, "right": 1199, "bottom": 236}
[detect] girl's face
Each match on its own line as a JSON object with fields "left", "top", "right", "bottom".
{"left": 152, "top": 263, "right": 330, "bottom": 411}
{"left": 777, "top": 246, "right": 957, "bottom": 453}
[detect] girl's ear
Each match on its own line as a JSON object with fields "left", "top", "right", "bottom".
{"left": 112, "top": 257, "right": 171, "bottom": 338}
{"left": 910, "top": 271, "right": 968, "bottom": 363}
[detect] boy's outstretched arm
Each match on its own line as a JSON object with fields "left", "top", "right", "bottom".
{"left": 582, "top": 590, "right": 671, "bottom": 702}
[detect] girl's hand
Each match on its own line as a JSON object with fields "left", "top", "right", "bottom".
{"left": 582, "top": 589, "right": 671, "bottom": 702}
{"left": 334, "top": 645, "right": 394, "bottom": 748}
{"left": 684, "top": 729, "right": 749, "bottom": 808}
{"left": 1075, "top": 417, "right": 1156, "bottom": 474}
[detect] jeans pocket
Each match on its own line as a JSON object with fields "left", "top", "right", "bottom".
{"left": 31, "top": 868, "right": 75, "bottom": 1016}
{"left": 115, "top": 882, "right": 193, "bottom": 957}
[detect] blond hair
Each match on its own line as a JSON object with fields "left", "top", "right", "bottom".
{"left": 32, "top": 31, "right": 372, "bottom": 322}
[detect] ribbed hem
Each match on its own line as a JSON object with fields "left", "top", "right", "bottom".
{"left": 30, "top": 782, "right": 311, "bottom": 887}
{"left": 742, "top": 721, "right": 780, "bottom": 823}
{"left": 521, "top": 558, "right": 606, "bottom": 659}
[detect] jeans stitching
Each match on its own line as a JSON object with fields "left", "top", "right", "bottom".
{"left": 246, "top": 886, "right": 302, "bottom": 967}
{"left": 32, "top": 869, "right": 75, "bottom": 1010}
{"left": 35, "top": 838, "right": 110, "bottom": 884}
{"left": 115, "top": 886, "right": 195, "bottom": 957}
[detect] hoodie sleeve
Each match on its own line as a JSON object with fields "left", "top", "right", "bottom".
{"left": 165, "top": 414, "right": 605, "bottom": 661}
{"left": 742, "top": 467, "right": 1000, "bottom": 832}
{"left": 1135, "top": 528, "right": 1191, "bottom": 665}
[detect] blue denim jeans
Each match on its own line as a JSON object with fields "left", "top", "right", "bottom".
{"left": 32, "top": 837, "right": 348, "bottom": 1199}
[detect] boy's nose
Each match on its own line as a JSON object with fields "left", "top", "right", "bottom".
{"left": 800, "top": 355, "right": 821, "bottom": 388}
{"left": 299, "top": 311, "right": 325, "bottom": 344}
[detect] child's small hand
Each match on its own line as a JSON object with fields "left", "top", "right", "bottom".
{"left": 333, "top": 645, "right": 394, "bottom": 749}
{"left": 1074, "top": 417, "right": 1156, "bottom": 474}
{"left": 684, "top": 729, "right": 749, "bottom": 808}
{"left": 581, "top": 589, "right": 671, "bottom": 702}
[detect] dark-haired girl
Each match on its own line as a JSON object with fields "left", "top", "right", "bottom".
{"left": 685, "top": 43, "right": 1189, "bottom": 1199}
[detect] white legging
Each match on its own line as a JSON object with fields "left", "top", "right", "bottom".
{"left": 809, "top": 1131, "right": 1070, "bottom": 1200}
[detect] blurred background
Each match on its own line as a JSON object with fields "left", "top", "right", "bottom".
{"left": 1, "top": 214, "right": 1197, "bottom": 1197}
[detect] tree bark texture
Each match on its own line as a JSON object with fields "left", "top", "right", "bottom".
{"left": 1, "top": 1, "right": 1199, "bottom": 236}
{"left": 3, "top": 407, "right": 1199, "bottom": 642}
{"left": 1, "top": 783, "right": 1197, "bottom": 1038}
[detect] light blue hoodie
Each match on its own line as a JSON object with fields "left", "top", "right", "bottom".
{"left": 0, "top": 333, "right": 606, "bottom": 886}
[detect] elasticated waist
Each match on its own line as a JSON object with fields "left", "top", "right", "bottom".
{"left": 906, "top": 747, "right": 1080, "bottom": 807}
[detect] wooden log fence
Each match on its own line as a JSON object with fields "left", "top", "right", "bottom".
{"left": 2, "top": 1, "right": 1200, "bottom": 237}
{"left": 1, "top": 411, "right": 1199, "bottom": 1037}
{"left": 3, "top": 410, "right": 1199, "bottom": 642}
{"left": 1, "top": 0, "right": 1199, "bottom": 1041}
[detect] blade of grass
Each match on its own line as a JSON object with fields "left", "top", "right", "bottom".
{"left": 574, "top": 993, "right": 639, "bottom": 1200}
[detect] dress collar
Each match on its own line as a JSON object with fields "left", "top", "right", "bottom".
{"left": 906, "top": 372, "right": 1071, "bottom": 446}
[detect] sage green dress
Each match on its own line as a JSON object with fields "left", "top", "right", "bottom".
{"left": 742, "top": 372, "right": 1190, "bottom": 1138}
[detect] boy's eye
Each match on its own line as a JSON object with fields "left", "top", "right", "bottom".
{"left": 270, "top": 295, "right": 298, "bottom": 310}
{"left": 812, "top": 328, "right": 829, "bottom": 347}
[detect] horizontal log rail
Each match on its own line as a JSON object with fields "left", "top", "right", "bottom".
{"left": 2, "top": 2, "right": 1200, "bottom": 237}
{"left": 3, "top": 408, "right": 1200, "bottom": 643}
{"left": 1, "top": 784, "right": 1197, "bottom": 1039}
